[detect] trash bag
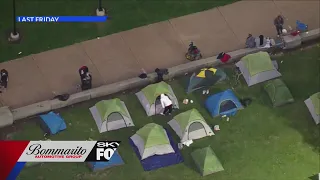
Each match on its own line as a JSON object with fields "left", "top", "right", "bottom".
{"left": 53, "top": 94, "right": 70, "bottom": 101}
{"left": 240, "top": 98, "right": 252, "bottom": 107}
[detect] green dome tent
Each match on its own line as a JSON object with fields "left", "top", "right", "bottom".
{"left": 264, "top": 79, "right": 294, "bottom": 107}
{"left": 191, "top": 146, "right": 224, "bottom": 176}
{"left": 89, "top": 98, "right": 134, "bottom": 133}
{"left": 130, "top": 123, "right": 175, "bottom": 160}
{"left": 136, "top": 82, "right": 179, "bottom": 116}
{"left": 305, "top": 92, "right": 320, "bottom": 124}
{"left": 168, "top": 109, "right": 214, "bottom": 143}
{"left": 235, "top": 52, "right": 281, "bottom": 86}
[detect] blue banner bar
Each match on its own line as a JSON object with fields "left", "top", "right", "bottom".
{"left": 16, "top": 16, "right": 108, "bottom": 23}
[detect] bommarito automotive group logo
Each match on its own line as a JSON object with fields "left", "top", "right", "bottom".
{"left": 17, "top": 141, "right": 121, "bottom": 162}
{"left": 26, "top": 143, "right": 87, "bottom": 159}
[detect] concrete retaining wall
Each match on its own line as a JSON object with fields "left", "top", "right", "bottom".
{"left": 1, "top": 28, "right": 318, "bottom": 126}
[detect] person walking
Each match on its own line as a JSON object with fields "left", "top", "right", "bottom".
{"left": 160, "top": 94, "right": 173, "bottom": 115}
{"left": 0, "top": 69, "right": 9, "bottom": 92}
{"left": 274, "top": 15, "right": 284, "bottom": 37}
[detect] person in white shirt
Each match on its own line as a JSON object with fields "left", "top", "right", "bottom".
{"left": 160, "top": 94, "right": 173, "bottom": 115}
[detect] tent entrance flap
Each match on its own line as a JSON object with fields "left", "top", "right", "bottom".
{"left": 188, "top": 122, "right": 208, "bottom": 140}
{"left": 106, "top": 112, "right": 126, "bottom": 131}
{"left": 219, "top": 100, "right": 237, "bottom": 113}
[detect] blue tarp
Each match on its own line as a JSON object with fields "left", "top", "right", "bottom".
{"left": 88, "top": 151, "right": 124, "bottom": 171}
{"left": 205, "top": 89, "right": 243, "bottom": 117}
{"left": 39, "top": 111, "right": 67, "bottom": 135}
{"left": 129, "top": 128, "right": 184, "bottom": 171}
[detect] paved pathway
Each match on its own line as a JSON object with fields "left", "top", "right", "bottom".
{"left": 0, "top": 0, "right": 319, "bottom": 108}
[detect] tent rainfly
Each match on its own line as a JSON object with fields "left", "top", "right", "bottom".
{"left": 89, "top": 98, "right": 134, "bottom": 133}
{"left": 136, "top": 81, "right": 179, "bottom": 116}
{"left": 168, "top": 109, "right": 214, "bottom": 143}
{"left": 191, "top": 146, "right": 224, "bottom": 176}
{"left": 235, "top": 51, "right": 281, "bottom": 86}
{"left": 264, "top": 79, "right": 294, "bottom": 107}
{"left": 88, "top": 151, "right": 124, "bottom": 171}
{"left": 186, "top": 68, "right": 227, "bottom": 93}
{"left": 205, "top": 89, "right": 243, "bottom": 117}
{"left": 305, "top": 92, "right": 320, "bottom": 124}
{"left": 130, "top": 123, "right": 175, "bottom": 160}
{"left": 39, "top": 111, "right": 67, "bottom": 135}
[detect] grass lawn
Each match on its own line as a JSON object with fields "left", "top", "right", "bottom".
{"left": 0, "top": 0, "right": 237, "bottom": 62}
{"left": 5, "top": 47, "right": 319, "bottom": 180}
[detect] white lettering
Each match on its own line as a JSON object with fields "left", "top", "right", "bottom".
{"left": 54, "top": 17, "right": 59, "bottom": 22}
{"left": 96, "top": 148, "right": 104, "bottom": 161}
{"left": 22, "top": 17, "right": 26, "bottom": 22}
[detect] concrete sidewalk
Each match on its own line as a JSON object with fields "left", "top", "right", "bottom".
{"left": 0, "top": 0, "right": 319, "bottom": 108}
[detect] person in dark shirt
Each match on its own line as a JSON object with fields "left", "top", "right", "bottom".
{"left": 81, "top": 72, "right": 92, "bottom": 90}
{"left": 274, "top": 15, "right": 284, "bottom": 36}
{"left": 0, "top": 69, "right": 9, "bottom": 90}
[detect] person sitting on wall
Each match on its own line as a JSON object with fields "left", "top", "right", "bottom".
{"left": 245, "top": 34, "right": 256, "bottom": 48}
{"left": 155, "top": 68, "right": 169, "bottom": 83}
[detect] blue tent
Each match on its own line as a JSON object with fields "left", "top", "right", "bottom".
{"left": 88, "top": 151, "right": 124, "bottom": 171}
{"left": 39, "top": 111, "right": 67, "bottom": 135}
{"left": 205, "top": 89, "right": 243, "bottom": 117}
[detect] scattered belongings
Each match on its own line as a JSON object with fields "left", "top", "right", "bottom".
{"left": 240, "top": 98, "right": 252, "bottom": 108}
{"left": 202, "top": 90, "right": 210, "bottom": 95}
{"left": 217, "top": 52, "right": 231, "bottom": 63}
{"left": 183, "top": 140, "right": 193, "bottom": 147}
{"left": 52, "top": 94, "right": 70, "bottom": 101}
{"left": 89, "top": 98, "right": 134, "bottom": 133}
{"left": 214, "top": 125, "right": 220, "bottom": 131}
{"left": 168, "top": 109, "right": 214, "bottom": 144}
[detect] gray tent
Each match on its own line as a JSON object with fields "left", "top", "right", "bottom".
{"left": 136, "top": 82, "right": 179, "bottom": 116}
{"left": 305, "top": 92, "right": 320, "bottom": 124}
{"left": 236, "top": 52, "right": 281, "bottom": 86}
{"left": 90, "top": 99, "right": 134, "bottom": 133}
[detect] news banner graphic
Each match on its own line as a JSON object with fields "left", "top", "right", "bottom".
{"left": 16, "top": 16, "right": 108, "bottom": 23}
{"left": 0, "top": 141, "right": 120, "bottom": 180}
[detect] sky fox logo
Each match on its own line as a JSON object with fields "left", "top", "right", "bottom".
{"left": 85, "top": 141, "right": 120, "bottom": 162}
